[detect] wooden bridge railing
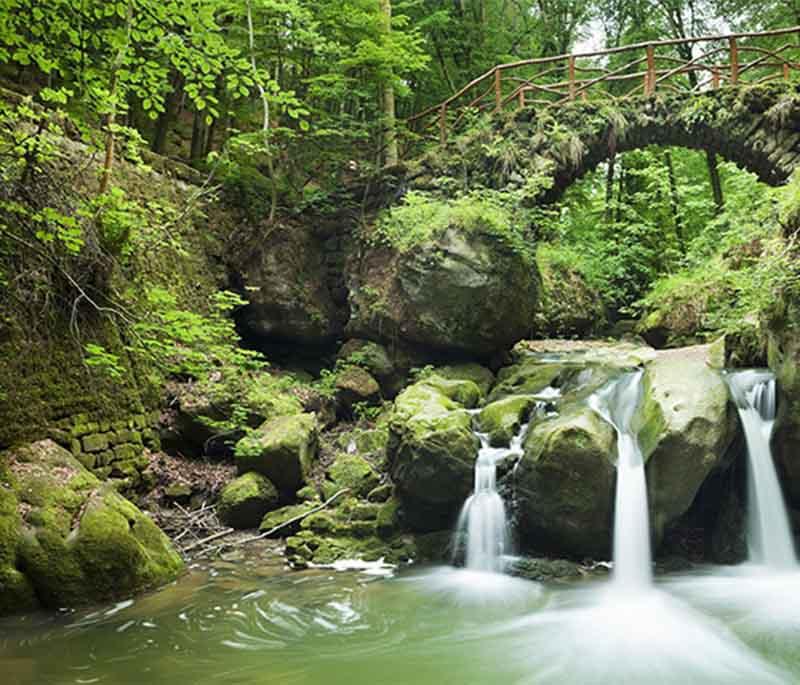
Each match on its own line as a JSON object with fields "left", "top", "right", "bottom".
{"left": 408, "top": 26, "right": 800, "bottom": 144}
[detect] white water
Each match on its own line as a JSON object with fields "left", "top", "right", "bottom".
{"left": 590, "top": 371, "right": 652, "bottom": 589}
{"left": 453, "top": 422, "right": 529, "bottom": 573}
{"left": 726, "top": 370, "right": 796, "bottom": 570}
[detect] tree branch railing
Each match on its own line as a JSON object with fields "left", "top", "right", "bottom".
{"left": 407, "top": 26, "right": 800, "bottom": 144}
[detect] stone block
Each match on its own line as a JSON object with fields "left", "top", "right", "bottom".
{"left": 82, "top": 434, "right": 109, "bottom": 453}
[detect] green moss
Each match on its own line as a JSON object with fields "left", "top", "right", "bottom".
{"left": 218, "top": 472, "right": 279, "bottom": 529}
{"left": 259, "top": 502, "right": 317, "bottom": 534}
{"left": 372, "top": 191, "right": 534, "bottom": 267}
{"left": 478, "top": 395, "right": 537, "bottom": 446}
{"left": 325, "top": 454, "right": 380, "bottom": 498}
{"left": 489, "top": 360, "right": 564, "bottom": 402}
{"left": 418, "top": 375, "right": 482, "bottom": 408}
{"left": 431, "top": 364, "right": 495, "bottom": 398}
{"left": 235, "top": 413, "right": 318, "bottom": 493}
{"left": 2, "top": 441, "right": 183, "bottom": 613}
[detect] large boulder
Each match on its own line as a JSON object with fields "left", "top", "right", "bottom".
{"left": 235, "top": 413, "right": 318, "bottom": 494}
{"left": 515, "top": 406, "right": 617, "bottom": 558}
{"left": 0, "top": 441, "right": 183, "bottom": 614}
{"left": 218, "top": 472, "right": 280, "bottom": 529}
{"left": 347, "top": 228, "right": 538, "bottom": 358}
{"left": 235, "top": 223, "right": 344, "bottom": 345}
{"left": 387, "top": 380, "right": 480, "bottom": 530}
{"left": 639, "top": 346, "right": 739, "bottom": 540}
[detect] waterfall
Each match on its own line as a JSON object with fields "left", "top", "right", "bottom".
{"left": 726, "top": 370, "right": 796, "bottom": 570}
{"left": 590, "top": 371, "right": 652, "bottom": 589}
{"left": 453, "top": 423, "right": 529, "bottom": 573}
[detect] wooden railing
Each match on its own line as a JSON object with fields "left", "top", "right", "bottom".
{"left": 408, "top": 26, "right": 800, "bottom": 144}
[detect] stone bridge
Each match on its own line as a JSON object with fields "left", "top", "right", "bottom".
{"left": 405, "top": 84, "right": 800, "bottom": 202}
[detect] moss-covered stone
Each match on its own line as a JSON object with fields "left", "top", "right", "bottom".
{"left": 638, "top": 346, "right": 739, "bottom": 541}
{"left": 235, "top": 413, "right": 318, "bottom": 493}
{"left": 218, "top": 472, "right": 279, "bottom": 529}
{"left": 387, "top": 380, "right": 479, "bottom": 530}
{"left": 346, "top": 226, "right": 539, "bottom": 358}
{"left": 0, "top": 440, "right": 182, "bottom": 614}
{"left": 488, "top": 359, "right": 564, "bottom": 401}
{"left": 478, "top": 395, "right": 537, "bottom": 446}
{"left": 432, "top": 364, "right": 495, "bottom": 398}
{"left": 259, "top": 502, "right": 318, "bottom": 535}
{"left": 516, "top": 406, "right": 616, "bottom": 558}
{"left": 335, "top": 366, "right": 381, "bottom": 415}
{"left": 325, "top": 453, "right": 380, "bottom": 499}
{"left": 418, "top": 375, "right": 481, "bottom": 409}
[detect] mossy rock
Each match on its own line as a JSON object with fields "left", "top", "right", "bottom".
{"left": 418, "top": 375, "right": 481, "bottom": 409}
{"left": 337, "top": 339, "right": 395, "bottom": 382}
{"left": 488, "top": 359, "right": 564, "bottom": 401}
{"left": 324, "top": 453, "right": 380, "bottom": 499}
{"left": 0, "top": 481, "right": 38, "bottom": 615}
{"left": 235, "top": 413, "right": 318, "bottom": 493}
{"left": 638, "top": 346, "right": 739, "bottom": 541}
{"left": 285, "top": 529, "right": 416, "bottom": 566}
{"left": 477, "top": 395, "right": 537, "bottom": 446}
{"left": 346, "top": 225, "right": 539, "bottom": 358}
{"left": 388, "top": 380, "right": 479, "bottom": 531}
{"left": 335, "top": 366, "right": 381, "bottom": 415}
{"left": 0, "top": 440, "right": 183, "bottom": 614}
{"left": 516, "top": 406, "right": 616, "bottom": 558}
{"left": 432, "top": 364, "right": 495, "bottom": 398}
{"left": 218, "top": 472, "right": 280, "bottom": 529}
{"left": 259, "top": 502, "right": 318, "bottom": 536}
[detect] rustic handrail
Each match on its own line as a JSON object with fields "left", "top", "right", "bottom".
{"left": 409, "top": 25, "right": 800, "bottom": 144}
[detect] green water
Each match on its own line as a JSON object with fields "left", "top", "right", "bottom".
{"left": 2, "top": 551, "right": 799, "bottom": 684}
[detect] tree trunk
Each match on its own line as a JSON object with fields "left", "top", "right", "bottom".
{"left": 152, "top": 73, "right": 183, "bottom": 155}
{"left": 605, "top": 154, "right": 616, "bottom": 223}
{"left": 190, "top": 110, "right": 207, "bottom": 165}
{"left": 664, "top": 149, "right": 685, "bottom": 249}
{"left": 706, "top": 149, "right": 724, "bottom": 215}
{"left": 99, "top": 1, "right": 133, "bottom": 195}
{"left": 379, "top": 0, "right": 399, "bottom": 167}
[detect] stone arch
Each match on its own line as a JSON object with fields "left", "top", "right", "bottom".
{"left": 523, "top": 85, "right": 800, "bottom": 201}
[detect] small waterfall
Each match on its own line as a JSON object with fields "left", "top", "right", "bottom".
{"left": 453, "top": 423, "right": 529, "bottom": 573}
{"left": 590, "top": 371, "right": 652, "bottom": 589}
{"left": 726, "top": 370, "right": 796, "bottom": 570}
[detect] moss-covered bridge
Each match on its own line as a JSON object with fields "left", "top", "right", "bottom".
{"left": 406, "top": 26, "right": 800, "bottom": 197}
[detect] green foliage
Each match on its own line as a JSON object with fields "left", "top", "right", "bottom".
{"left": 372, "top": 190, "right": 535, "bottom": 265}
{"left": 132, "top": 289, "right": 262, "bottom": 380}
{"left": 638, "top": 170, "right": 800, "bottom": 341}
{"left": 83, "top": 343, "right": 125, "bottom": 380}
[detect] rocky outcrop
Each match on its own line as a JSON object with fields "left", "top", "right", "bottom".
{"left": 235, "top": 413, "right": 318, "bottom": 494}
{"left": 218, "top": 472, "right": 280, "bottom": 529}
{"left": 516, "top": 406, "right": 617, "bottom": 558}
{"left": 0, "top": 441, "right": 183, "bottom": 615}
{"left": 387, "top": 378, "right": 480, "bottom": 530}
{"left": 638, "top": 346, "right": 739, "bottom": 541}
{"left": 347, "top": 228, "right": 538, "bottom": 358}
{"left": 235, "top": 223, "right": 345, "bottom": 346}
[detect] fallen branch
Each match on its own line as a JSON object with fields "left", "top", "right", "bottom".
{"left": 182, "top": 526, "right": 236, "bottom": 552}
{"left": 193, "top": 488, "right": 351, "bottom": 556}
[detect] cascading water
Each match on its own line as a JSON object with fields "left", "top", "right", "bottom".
{"left": 453, "top": 422, "right": 529, "bottom": 573}
{"left": 726, "top": 370, "right": 796, "bottom": 570}
{"left": 589, "top": 370, "right": 652, "bottom": 589}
